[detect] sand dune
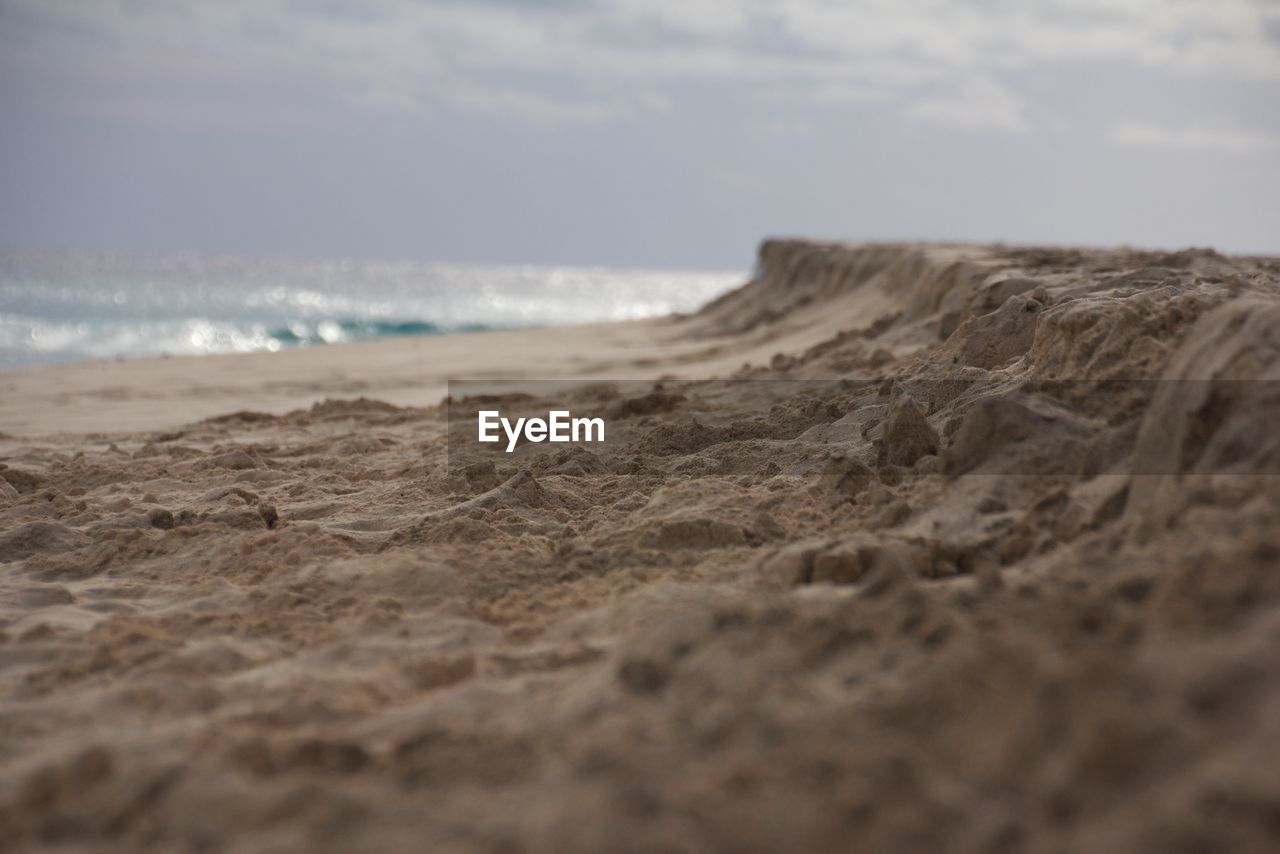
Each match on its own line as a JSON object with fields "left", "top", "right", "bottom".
{"left": 3, "top": 241, "right": 1280, "bottom": 852}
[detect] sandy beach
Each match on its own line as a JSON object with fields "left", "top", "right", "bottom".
{"left": 3, "top": 239, "right": 1280, "bottom": 852}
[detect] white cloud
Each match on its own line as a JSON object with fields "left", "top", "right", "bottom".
{"left": 1109, "top": 121, "right": 1276, "bottom": 153}
{"left": 613, "top": 0, "right": 751, "bottom": 37}
{"left": 4, "top": 0, "right": 1279, "bottom": 132}
{"left": 450, "top": 84, "right": 660, "bottom": 127}
{"left": 904, "top": 77, "right": 1029, "bottom": 132}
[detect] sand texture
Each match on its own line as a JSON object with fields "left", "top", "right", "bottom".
{"left": 3, "top": 241, "right": 1280, "bottom": 852}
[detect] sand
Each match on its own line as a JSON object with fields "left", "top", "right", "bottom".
{"left": 3, "top": 240, "right": 1280, "bottom": 852}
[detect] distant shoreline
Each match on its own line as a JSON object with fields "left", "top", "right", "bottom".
{"left": 0, "top": 253, "right": 743, "bottom": 368}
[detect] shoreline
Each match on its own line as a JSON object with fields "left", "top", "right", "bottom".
{"left": 0, "top": 242, "right": 1005, "bottom": 437}
{"left": 0, "top": 317, "right": 689, "bottom": 436}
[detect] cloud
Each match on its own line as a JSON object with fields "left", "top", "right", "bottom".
{"left": 3, "top": 0, "right": 1279, "bottom": 133}
{"left": 904, "top": 77, "right": 1029, "bottom": 133}
{"left": 79, "top": 96, "right": 310, "bottom": 132}
{"left": 449, "top": 85, "right": 657, "bottom": 126}
{"left": 1109, "top": 121, "right": 1276, "bottom": 154}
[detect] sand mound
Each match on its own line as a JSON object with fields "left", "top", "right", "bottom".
{"left": 3, "top": 241, "right": 1280, "bottom": 852}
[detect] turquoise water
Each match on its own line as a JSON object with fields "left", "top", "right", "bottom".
{"left": 0, "top": 252, "right": 742, "bottom": 366}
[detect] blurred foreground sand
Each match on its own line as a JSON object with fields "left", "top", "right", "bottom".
{"left": 3, "top": 241, "right": 1280, "bottom": 852}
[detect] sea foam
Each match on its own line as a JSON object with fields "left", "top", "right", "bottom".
{"left": 0, "top": 251, "right": 742, "bottom": 366}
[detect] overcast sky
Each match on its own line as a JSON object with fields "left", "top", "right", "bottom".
{"left": 1, "top": 0, "right": 1277, "bottom": 268}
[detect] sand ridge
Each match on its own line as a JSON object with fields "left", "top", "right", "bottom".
{"left": 2, "top": 241, "right": 1280, "bottom": 852}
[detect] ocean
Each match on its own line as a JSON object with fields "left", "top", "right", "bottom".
{"left": 0, "top": 251, "right": 743, "bottom": 367}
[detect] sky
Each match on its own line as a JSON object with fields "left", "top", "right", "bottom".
{"left": 1, "top": 0, "right": 1277, "bottom": 268}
